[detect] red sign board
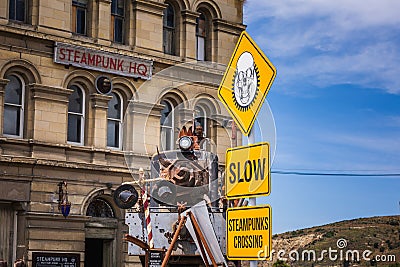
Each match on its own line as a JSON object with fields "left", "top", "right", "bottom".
{"left": 54, "top": 42, "right": 153, "bottom": 80}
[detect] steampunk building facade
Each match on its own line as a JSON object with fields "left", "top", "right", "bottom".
{"left": 0, "top": 0, "right": 245, "bottom": 266}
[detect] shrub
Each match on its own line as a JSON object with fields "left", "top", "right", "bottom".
{"left": 323, "top": 231, "right": 335, "bottom": 238}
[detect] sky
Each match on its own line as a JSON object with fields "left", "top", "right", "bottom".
{"left": 243, "top": 0, "right": 400, "bottom": 234}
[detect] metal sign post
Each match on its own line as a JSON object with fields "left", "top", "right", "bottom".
{"left": 218, "top": 31, "right": 276, "bottom": 262}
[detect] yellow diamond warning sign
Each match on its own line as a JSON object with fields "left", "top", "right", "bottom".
{"left": 218, "top": 31, "right": 276, "bottom": 136}
{"left": 225, "top": 142, "right": 270, "bottom": 199}
{"left": 227, "top": 205, "right": 272, "bottom": 260}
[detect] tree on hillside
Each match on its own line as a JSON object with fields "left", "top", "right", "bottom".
{"left": 273, "top": 260, "right": 290, "bottom": 267}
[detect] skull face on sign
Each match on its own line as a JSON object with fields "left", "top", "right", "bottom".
{"left": 233, "top": 52, "right": 259, "bottom": 110}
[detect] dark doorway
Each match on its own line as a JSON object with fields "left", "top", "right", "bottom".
{"left": 85, "top": 197, "right": 118, "bottom": 266}
{"left": 85, "top": 238, "right": 103, "bottom": 267}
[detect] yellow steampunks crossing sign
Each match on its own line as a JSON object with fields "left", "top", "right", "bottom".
{"left": 227, "top": 205, "right": 272, "bottom": 260}
{"left": 218, "top": 31, "right": 276, "bottom": 136}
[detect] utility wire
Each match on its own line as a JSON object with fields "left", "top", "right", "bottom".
{"left": 271, "top": 169, "right": 400, "bottom": 177}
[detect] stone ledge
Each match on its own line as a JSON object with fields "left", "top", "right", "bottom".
{"left": 181, "top": 10, "right": 200, "bottom": 24}
{"left": 30, "top": 83, "right": 73, "bottom": 103}
{"left": 0, "top": 138, "right": 132, "bottom": 173}
{"left": 128, "top": 99, "right": 163, "bottom": 115}
{"left": 132, "top": 0, "right": 167, "bottom": 16}
{"left": 90, "top": 93, "right": 112, "bottom": 109}
{"left": 213, "top": 19, "right": 246, "bottom": 35}
{"left": 0, "top": 78, "right": 9, "bottom": 94}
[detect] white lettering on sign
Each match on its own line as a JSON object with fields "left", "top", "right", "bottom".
{"left": 54, "top": 42, "right": 153, "bottom": 80}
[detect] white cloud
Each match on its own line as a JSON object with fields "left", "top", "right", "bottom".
{"left": 274, "top": 129, "right": 400, "bottom": 171}
{"left": 244, "top": 0, "right": 400, "bottom": 94}
{"left": 244, "top": 0, "right": 400, "bottom": 28}
{"left": 280, "top": 42, "right": 400, "bottom": 90}
{"left": 323, "top": 133, "right": 400, "bottom": 155}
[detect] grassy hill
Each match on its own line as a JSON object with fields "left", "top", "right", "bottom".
{"left": 244, "top": 215, "right": 400, "bottom": 267}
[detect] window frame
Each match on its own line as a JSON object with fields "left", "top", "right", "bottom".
{"left": 3, "top": 73, "right": 25, "bottom": 138}
{"left": 9, "top": 0, "right": 27, "bottom": 23}
{"left": 111, "top": 0, "right": 125, "bottom": 44}
{"left": 67, "top": 85, "right": 85, "bottom": 146}
{"left": 195, "top": 105, "right": 209, "bottom": 138}
{"left": 160, "top": 99, "right": 175, "bottom": 151}
{"left": 72, "top": 0, "right": 88, "bottom": 35}
{"left": 163, "top": 3, "right": 176, "bottom": 55}
{"left": 196, "top": 12, "right": 207, "bottom": 61}
{"left": 86, "top": 198, "right": 115, "bottom": 218}
{"left": 107, "top": 91, "right": 123, "bottom": 149}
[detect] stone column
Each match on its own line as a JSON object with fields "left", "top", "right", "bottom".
{"left": 88, "top": 93, "right": 112, "bottom": 148}
{"left": 213, "top": 19, "right": 246, "bottom": 64}
{"left": 96, "top": 0, "right": 112, "bottom": 46}
{"left": 132, "top": 0, "right": 166, "bottom": 52}
{"left": 178, "top": 107, "right": 195, "bottom": 127}
{"left": 0, "top": 0, "right": 7, "bottom": 24}
{"left": 29, "top": 84, "right": 73, "bottom": 144}
{"left": 36, "top": 0, "right": 71, "bottom": 37}
{"left": 125, "top": 99, "right": 164, "bottom": 157}
{"left": 181, "top": 10, "right": 199, "bottom": 60}
{"left": 0, "top": 79, "right": 9, "bottom": 136}
{"left": 211, "top": 114, "right": 233, "bottom": 164}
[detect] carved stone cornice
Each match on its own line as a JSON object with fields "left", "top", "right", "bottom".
{"left": 178, "top": 107, "right": 195, "bottom": 123}
{"left": 132, "top": 0, "right": 167, "bottom": 16}
{"left": 30, "top": 84, "right": 73, "bottom": 103}
{"left": 213, "top": 19, "right": 246, "bottom": 35}
{"left": 0, "top": 79, "right": 9, "bottom": 95}
{"left": 211, "top": 114, "right": 232, "bottom": 126}
{"left": 97, "top": 0, "right": 111, "bottom": 4}
{"left": 128, "top": 99, "right": 164, "bottom": 117}
{"left": 181, "top": 10, "right": 200, "bottom": 25}
{"left": 90, "top": 93, "right": 112, "bottom": 110}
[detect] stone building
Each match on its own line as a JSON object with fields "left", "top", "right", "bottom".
{"left": 0, "top": 0, "right": 245, "bottom": 266}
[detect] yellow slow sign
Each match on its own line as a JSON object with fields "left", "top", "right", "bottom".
{"left": 227, "top": 205, "right": 272, "bottom": 260}
{"left": 225, "top": 142, "right": 270, "bottom": 199}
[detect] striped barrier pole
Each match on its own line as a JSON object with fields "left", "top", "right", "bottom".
{"left": 139, "top": 168, "right": 154, "bottom": 249}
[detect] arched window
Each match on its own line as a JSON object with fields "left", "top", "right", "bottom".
{"left": 9, "top": 0, "right": 27, "bottom": 23}
{"left": 86, "top": 198, "right": 115, "bottom": 218}
{"left": 107, "top": 92, "right": 123, "bottom": 149}
{"left": 160, "top": 99, "right": 175, "bottom": 150}
{"left": 67, "top": 85, "right": 85, "bottom": 145}
{"left": 3, "top": 74, "right": 25, "bottom": 137}
{"left": 196, "top": 12, "right": 206, "bottom": 61}
{"left": 195, "top": 105, "right": 209, "bottom": 138}
{"left": 111, "top": 0, "right": 124, "bottom": 43}
{"left": 72, "top": 0, "right": 88, "bottom": 35}
{"left": 163, "top": 3, "right": 175, "bottom": 55}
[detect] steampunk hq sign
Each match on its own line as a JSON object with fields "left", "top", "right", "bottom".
{"left": 54, "top": 42, "right": 153, "bottom": 80}
{"left": 218, "top": 31, "right": 276, "bottom": 135}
